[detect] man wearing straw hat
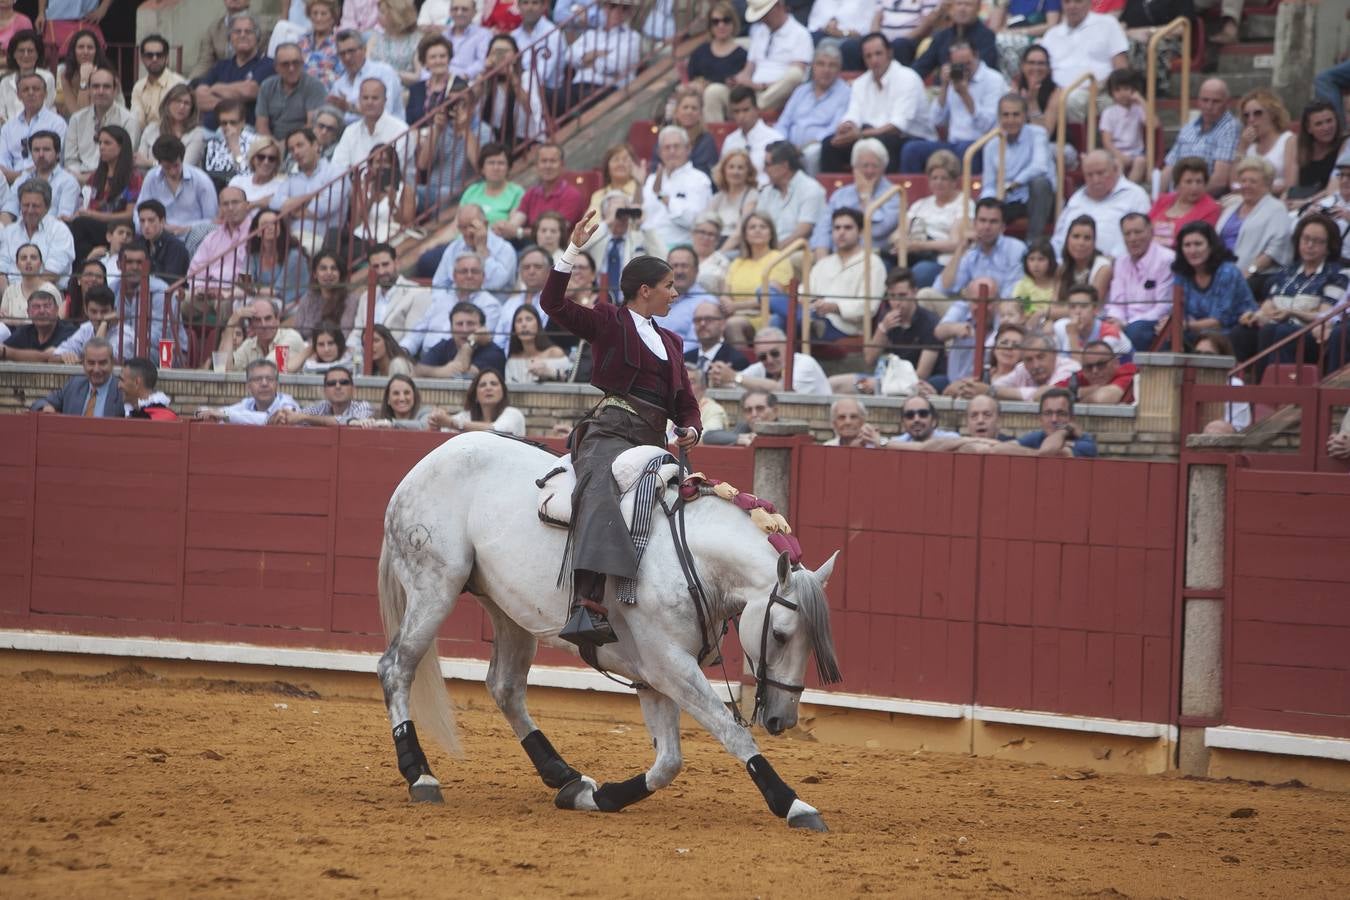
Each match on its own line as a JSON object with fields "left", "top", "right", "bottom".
{"left": 705, "top": 0, "right": 811, "bottom": 121}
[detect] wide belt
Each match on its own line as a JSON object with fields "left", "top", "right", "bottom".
{"left": 600, "top": 393, "right": 667, "bottom": 434}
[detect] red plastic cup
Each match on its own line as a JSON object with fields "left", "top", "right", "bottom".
{"left": 158, "top": 339, "right": 174, "bottom": 369}
{"left": 275, "top": 345, "right": 289, "bottom": 371}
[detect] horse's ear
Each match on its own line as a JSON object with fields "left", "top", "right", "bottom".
{"left": 814, "top": 551, "right": 840, "bottom": 588}
{"left": 776, "top": 551, "right": 792, "bottom": 592}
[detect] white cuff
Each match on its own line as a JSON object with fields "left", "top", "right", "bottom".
{"left": 554, "top": 243, "right": 581, "bottom": 274}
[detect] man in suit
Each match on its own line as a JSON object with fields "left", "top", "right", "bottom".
{"left": 581, "top": 190, "right": 668, "bottom": 302}
{"left": 190, "top": 0, "right": 277, "bottom": 81}
{"left": 684, "top": 300, "right": 750, "bottom": 377}
{"left": 30, "top": 336, "right": 124, "bottom": 416}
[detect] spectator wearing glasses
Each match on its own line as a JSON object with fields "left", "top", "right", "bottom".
{"left": 130, "top": 34, "right": 186, "bottom": 131}
{"left": 888, "top": 395, "right": 960, "bottom": 444}
{"left": 684, "top": 299, "right": 749, "bottom": 376}
{"left": 255, "top": 42, "right": 327, "bottom": 143}
{"left": 1016, "top": 387, "right": 1098, "bottom": 456}
{"left": 1065, "top": 339, "right": 1137, "bottom": 404}
{"left": 328, "top": 29, "right": 403, "bottom": 124}
{"left": 65, "top": 65, "right": 140, "bottom": 186}
{"left": 228, "top": 135, "right": 286, "bottom": 207}
{"left": 203, "top": 99, "right": 259, "bottom": 190}
{"left": 707, "top": 0, "right": 810, "bottom": 121}
{"left": 196, "top": 358, "right": 299, "bottom": 424}
{"left": 0, "top": 73, "right": 66, "bottom": 182}
{"left": 703, "top": 388, "right": 777, "bottom": 447}
{"left": 707, "top": 325, "right": 830, "bottom": 395}
{"left": 312, "top": 106, "right": 345, "bottom": 160}
{"left": 192, "top": 12, "right": 276, "bottom": 129}
{"left": 2, "top": 130, "right": 79, "bottom": 223}
{"left": 819, "top": 32, "right": 933, "bottom": 175}
{"left": 190, "top": 0, "right": 277, "bottom": 81}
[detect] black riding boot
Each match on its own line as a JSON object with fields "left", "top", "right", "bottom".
{"left": 559, "top": 570, "right": 617, "bottom": 647}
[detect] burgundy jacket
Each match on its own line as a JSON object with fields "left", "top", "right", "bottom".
{"left": 540, "top": 267, "right": 701, "bottom": 432}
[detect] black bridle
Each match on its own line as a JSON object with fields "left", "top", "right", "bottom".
{"left": 748, "top": 585, "right": 807, "bottom": 728}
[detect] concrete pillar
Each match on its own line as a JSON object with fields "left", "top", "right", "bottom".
{"left": 1133, "top": 352, "right": 1231, "bottom": 439}
{"left": 1178, "top": 461, "right": 1227, "bottom": 776}
{"left": 750, "top": 424, "right": 810, "bottom": 520}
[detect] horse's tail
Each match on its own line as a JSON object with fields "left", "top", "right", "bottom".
{"left": 378, "top": 539, "right": 462, "bottom": 757}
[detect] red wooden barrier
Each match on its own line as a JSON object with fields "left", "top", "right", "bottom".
{"left": 793, "top": 445, "right": 1179, "bottom": 724}
{"left": 1228, "top": 469, "right": 1350, "bottom": 739}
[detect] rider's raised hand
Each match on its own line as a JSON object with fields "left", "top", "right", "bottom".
{"left": 570, "top": 208, "right": 600, "bottom": 248}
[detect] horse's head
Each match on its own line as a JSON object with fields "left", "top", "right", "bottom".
{"left": 739, "top": 550, "right": 842, "bottom": 735}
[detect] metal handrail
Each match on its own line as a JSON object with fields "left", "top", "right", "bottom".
{"left": 1055, "top": 72, "right": 1098, "bottom": 217}
{"left": 961, "top": 126, "right": 1005, "bottom": 227}
{"left": 861, "top": 182, "right": 906, "bottom": 344}
{"left": 1229, "top": 297, "right": 1350, "bottom": 384}
{"left": 1145, "top": 17, "right": 1192, "bottom": 176}
{"left": 759, "top": 237, "right": 809, "bottom": 328}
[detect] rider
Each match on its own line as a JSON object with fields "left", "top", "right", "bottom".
{"left": 541, "top": 210, "right": 702, "bottom": 648}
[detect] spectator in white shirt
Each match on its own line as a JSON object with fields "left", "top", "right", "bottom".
{"left": 899, "top": 39, "right": 1007, "bottom": 175}
{"left": 806, "top": 0, "right": 876, "bottom": 72}
{"left": 513, "top": 0, "right": 567, "bottom": 111}
{"left": 820, "top": 31, "right": 933, "bottom": 173}
{"left": 446, "top": 0, "right": 493, "bottom": 81}
{"left": 641, "top": 125, "right": 714, "bottom": 250}
{"left": 329, "top": 78, "right": 407, "bottom": 172}
{"left": 195, "top": 358, "right": 300, "bottom": 424}
{"left": 707, "top": 325, "right": 830, "bottom": 395}
{"left": 565, "top": 0, "right": 642, "bottom": 107}
{"left": 719, "top": 86, "right": 784, "bottom": 189}
{"left": 1051, "top": 150, "right": 1150, "bottom": 259}
{"left": 804, "top": 207, "right": 887, "bottom": 340}
{"left": 706, "top": 0, "right": 811, "bottom": 121}
{"left": 1039, "top": 0, "right": 1128, "bottom": 123}
{"left": 329, "top": 29, "right": 404, "bottom": 124}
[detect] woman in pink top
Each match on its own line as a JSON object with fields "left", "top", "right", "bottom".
{"left": 0, "top": 0, "right": 33, "bottom": 54}
{"left": 1149, "top": 156, "right": 1221, "bottom": 248}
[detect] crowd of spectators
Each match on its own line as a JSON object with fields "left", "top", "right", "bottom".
{"left": 1, "top": 0, "right": 1348, "bottom": 456}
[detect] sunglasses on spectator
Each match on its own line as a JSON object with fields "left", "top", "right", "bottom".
{"left": 710, "top": 16, "right": 732, "bottom": 24}
{"left": 902, "top": 409, "right": 932, "bottom": 420}
{"left": 141, "top": 50, "right": 165, "bottom": 59}
{"left": 1082, "top": 359, "right": 1111, "bottom": 373}
{"left": 757, "top": 349, "right": 782, "bottom": 361}
{"left": 255, "top": 153, "right": 280, "bottom": 162}
{"left": 315, "top": 122, "right": 337, "bottom": 131}
{"left": 325, "top": 378, "right": 353, "bottom": 387}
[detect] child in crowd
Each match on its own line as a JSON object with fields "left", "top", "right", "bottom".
{"left": 1053, "top": 284, "right": 1133, "bottom": 359}
{"left": 1099, "top": 69, "right": 1148, "bottom": 184}
{"left": 1012, "top": 239, "right": 1058, "bottom": 328}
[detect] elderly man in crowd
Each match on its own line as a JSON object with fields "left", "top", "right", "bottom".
{"left": 255, "top": 42, "right": 327, "bottom": 142}
{"left": 1039, "top": 0, "right": 1128, "bottom": 122}
{"left": 936, "top": 198, "right": 1026, "bottom": 380}
{"left": 330, "top": 78, "right": 406, "bottom": 171}
{"left": 704, "top": 389, "right": 779, "bottom": 446}
{"left": 706, "top": 0, "right": 812, "bottom": 120}
{"left": 819, "top": 32, "right": 933, "bottom": 174}
{"left": 504, "top": 143, "right": 586, "bottom": 242}
{"left": 982, "top": 94, "right": 1054, "bottom": 240}
{"left": 131, "top": 34, "right": 187, "bottom": 130}
{"left": 1105, "top": 213, "right": 1175, "bottom": 353}
{"left": 28, "top": 336, "right": 122, "bottom": 414}
{"left": 184, "top": 186, "right": 254, "bottom": 314}
{"left": 0, "top": 74, "right": 67, "bottom": 182}
{"left": 993, "top": 333, "right": 1081, "bottom": 402}
{"left": 446, "top": 0, "right": 493, "bottom": 81}
{"left": 1051, "top": 150, "right": 1150, "bottom": 259}
{"left": 775, "top": 43, "right": 849, "bottom": 175}
{"left": 900, "top": 38, "right": 1007, "bottom": 175}
{"left": 64, "top": 66, "right": 140, "bottom": 184}
{"left": 196, "top": 358, "right": 299, "bottom": 424}
{"left": 1017, "top": 387, "right": 1098, "bottom": 456}
{"left": 192, "top": 12, "right": 275, "bottom": 127}
{"left": 190, "top": 0, "right": 276, "bottom": 79}
{"left": 409, "top": 253, "right": 503, "bottom": 358}
{"left": 824, "top": 397, "right": 887, "bottom": 448}
{"left": 566, "top": 0, "right": 642, "bottom": 106}
{"left": 2, "top": 290, "right": 77, "bottom": 362}
{"left": 329, "top": 29, "right": 403, "bottom": 123}
{"left": 757, "top": 141, "right": 826, "bottom": 249}
{"left": 641, "top": 126, "right": 713, "bottom": 250}
{"left": 227, "top": 296, "right": 307, "bottom": 372}
{"left": 708, "top": 326, "right": 830, "bottom": 395}
{"left": 0, "top": 181, "right": 75, "bottom": 291}
{"left": 684, "top": 300, "right": 750, "bottom": 376}
{"left": 428, "top": 203, "right": 518, "bottom": 297}
{"left": 965, "top": 394, "right": 1012, "bottom": 441}
{"left": 274, "top": 365, "right": 373, "bottom": 426}
{"left": 2, "top": 131, "right": 80, "bottom": 224}
{"left": 1161, "top": 78, "right": 1239, "bottom": 198}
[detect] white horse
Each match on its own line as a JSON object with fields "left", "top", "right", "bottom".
{"left": 376, "top": 432, "right": 842, "bottom": 831}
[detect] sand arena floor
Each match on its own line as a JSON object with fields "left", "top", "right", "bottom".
{"left": 0, "top": 657, "right": 1347, "bottom": 899}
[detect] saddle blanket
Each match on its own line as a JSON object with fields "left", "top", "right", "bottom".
{"left": 536, "top": 445, "right": 681, "bottom": 530}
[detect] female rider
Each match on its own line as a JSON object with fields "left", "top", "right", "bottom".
{"left": 540, "top": 209, "right": 701, "bottom": 648}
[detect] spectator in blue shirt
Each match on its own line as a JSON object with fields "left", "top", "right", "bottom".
{"left": 936, "top": 197, "right": 1027, "bottom": 380}
{"left": 1170, "top": 220, "right": 1258, "bottom": 358}
{"left": 982, "top": 93, "right": 1055, "bottom": 240}
{"left": 904, "top": 0, "right": 999, "bottom": 78}
{"left": 1017, "top": 387, "right": 1098, "bottom": 457}
{"left": 775, "top": 42, "right": 850, "bottom": 175}
{"left": 900, "top": 39, "right": 1008, "bottom": 175}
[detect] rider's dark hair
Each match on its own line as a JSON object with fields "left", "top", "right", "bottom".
{"left": 619, "top": 255, "right": 672, "bottom": 305}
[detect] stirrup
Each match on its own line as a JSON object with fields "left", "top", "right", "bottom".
{"left": 559, "top": 605, "right": 618, "bottom": 647}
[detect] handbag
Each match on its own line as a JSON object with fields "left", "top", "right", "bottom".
{"left": 878, "top": 354, "right": 920, "bottom": 397}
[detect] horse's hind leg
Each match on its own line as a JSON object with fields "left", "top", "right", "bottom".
{"left": 482, "top": 602, "right": 590, "bottom": 793}
{"left": 557, "top": 688, "right": 683, "bottom": 813}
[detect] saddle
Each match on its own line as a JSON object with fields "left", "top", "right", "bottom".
{"left": 536, "top": 446, "right": 682, "bottom": 530}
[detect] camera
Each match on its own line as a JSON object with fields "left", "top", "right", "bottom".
{"left": 949, "top": 63, "right": 967, "bottom": 82}
{"left": 615, "top": 207, "right": 643, "bottom": 221}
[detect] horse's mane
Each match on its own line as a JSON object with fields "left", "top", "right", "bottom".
{"left": 790, "top": 567, "right": 842, "bottom": 685}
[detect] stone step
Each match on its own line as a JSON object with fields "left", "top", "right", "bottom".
{"left": 1244, "top": 13, "right": 1276, "bottom": 42}
{"left": 1188, "top": 69, "right": 1273, "bottom": 99}
{"left": 1214, "top": 41, "right": 1275, "bottom": 74}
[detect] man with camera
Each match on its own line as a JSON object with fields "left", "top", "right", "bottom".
{"left": 898, "top": 39, "right": 1006, "bottom": 175}
{"left": 579, "top": 190, "right": 667, "bottom": 302}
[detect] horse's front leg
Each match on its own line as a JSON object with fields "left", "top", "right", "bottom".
{"left": 555, "top": 688, "right": 683, "bottom": 813}
{"left": 644, "top": 654, "right": 828, "bottom": 833}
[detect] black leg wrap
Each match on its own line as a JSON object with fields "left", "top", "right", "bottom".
{"left": 393, "top": 720, "right": 432, "bottom": 785}
{"left": 521, "top": 730, "right": 582, "bottom": 789}
{"left": 592, "top": 773, "right": 652, "bottom": 812}
{"left": 746, "top": 754, "right": 797, "bottom": 818}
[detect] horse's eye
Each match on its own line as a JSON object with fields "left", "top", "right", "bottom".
{"left": 772, "top": 630, "right": 787, "bottom": 645}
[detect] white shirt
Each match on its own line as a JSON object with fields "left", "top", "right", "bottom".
{"left": 1041, "top": 12, "right": 1129, "bottom": 88}
{"left": 843, "top": 61, "right": 936, "bottom": 140}
{"left": 747, "top": 16, "right": 813, "bottom": 85}
{"left": 641, "top": 162, "right": 713, "bottom": 250}
{"left": 514, "top": 19, "right": 568, "bottom": 91}
{"left": 0, "top": 215, "right": 76, "bottom": 286}
{"left": 805, "top": 249, "right": 887, "bottom": 337}
{"left": 220, "top": 392, "right": 300, "bottom": 425}
{"left": 807, "top": 0, "right": 878, "bottom": 35}
{"left": 1051, "top": 175, "right": 1152, "bottom": 258}
{"left": 331, "top": 59, "right": 405, "bottom": 123}
{"left": 3, "top": 167, "right": 80, "bottom": 220}
{"left": 720, "top": 119, "right": 785, "bottom": 188}
{"left": 569, "top": 25, "right": 642, "bottom": 88}
{"left": 931, "top": 62, "right": 1007, "bottom": 143}
{"left": 627, "top": 307, "right": 668, "bottom": 360}
{"left": 742, "top": 353, "right": 830, "bottom": 395}
{"left": 330, "top": 112, "right": 412, "bottom": 173}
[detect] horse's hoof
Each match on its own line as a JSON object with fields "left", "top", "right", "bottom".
{"left": 408, "top": 774, "right": 444, "bottom": 804}
{"left": 787, "top": 798, "right": 828, "bottom": 832}
{"left": 554, "top": 775, "right": 599, "bottom": 811}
